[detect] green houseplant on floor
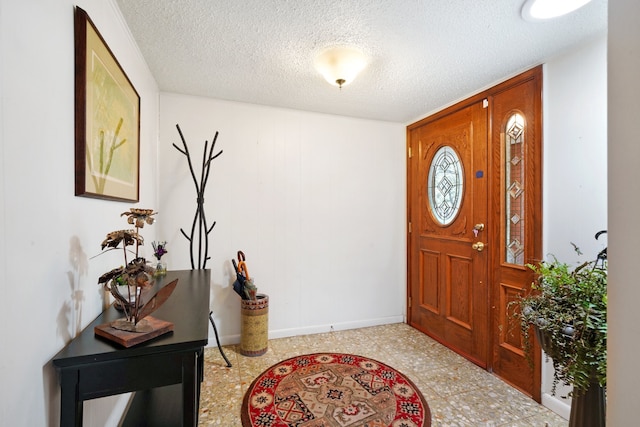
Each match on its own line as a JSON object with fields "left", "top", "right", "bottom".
{"left": 516, "top": 232, "right": 607, "bottom": 427}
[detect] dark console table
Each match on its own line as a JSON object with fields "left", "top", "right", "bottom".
{"left": 52, "top": 269, "right": 210, "bottom": 427}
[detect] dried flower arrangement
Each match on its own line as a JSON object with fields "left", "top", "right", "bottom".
{"left": 151, "top": 241, "right": 168, "bottom": 276}
{"left": 152, "top": 241, "right": 168, "bottom": 260}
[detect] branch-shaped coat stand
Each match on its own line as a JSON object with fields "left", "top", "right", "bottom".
{"left": 173, "top": 123, "right": 231, "bottom": 367}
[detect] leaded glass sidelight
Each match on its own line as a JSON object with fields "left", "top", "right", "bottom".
{"left": 505, "top": 113, "right": 525, "bottom": 265}
{"left": 427, "top": 145, "right": 464, "bottom": 225}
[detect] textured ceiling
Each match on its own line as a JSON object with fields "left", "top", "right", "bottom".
{"left": 115, "top": 0, "right": 607, "bottom": 123}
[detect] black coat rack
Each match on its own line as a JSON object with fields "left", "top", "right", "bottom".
{"left": 174, "top": 124, "right": 231, "bottom": 367}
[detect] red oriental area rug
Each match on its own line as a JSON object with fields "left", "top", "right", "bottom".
{"left": 241, "top": 353, "right": 431, "bottom": 427}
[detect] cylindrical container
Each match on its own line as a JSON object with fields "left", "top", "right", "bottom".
{"left": 154, "top": 260, "right": 167, "bottom": 277}
{"left": 240, "top": 294, "right": 269, "bottom": 356}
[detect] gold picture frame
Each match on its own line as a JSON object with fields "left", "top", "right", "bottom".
{"left": 74, "top": 7, "right": 140, "bottom": 202}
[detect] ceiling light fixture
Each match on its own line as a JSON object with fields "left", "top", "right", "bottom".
{"left": 314, "top": 46, "right": 367, "bottom": 89}
{"left": 521, "top": 0, "right": 593, "bottom": 21}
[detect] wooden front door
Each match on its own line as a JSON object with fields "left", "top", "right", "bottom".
{"left": 407, "top": 67, "right": 542, "bottom": 400}
{"left": 407, "top": 100, "right": 490, "bottom": 367}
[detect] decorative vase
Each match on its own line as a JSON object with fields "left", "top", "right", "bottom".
{"left": 569, "top": 379, "right": 606, "bottom": 427}
{"left": 154, "top": 259, "right": 167, "bottom": 276}
{"left": 533, "top": 324, "right": 606, "bottom": 427}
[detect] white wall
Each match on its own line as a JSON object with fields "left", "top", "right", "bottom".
{"left": 158, "top": 94, "right": 407, "bottom": 343}
{"left": 608, "top": 1, "right": 640, "bottom": 425}
{"left": 541, "top": 36, "right": 608, "bottom": 418}
{"left": 0, "top": 0, "right": 159, "bottom": 425}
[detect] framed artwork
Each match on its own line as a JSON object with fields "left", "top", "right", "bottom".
{"left": 74, "top": 7, "right": 140, "bottom": 202}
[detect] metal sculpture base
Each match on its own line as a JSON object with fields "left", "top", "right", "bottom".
{"left": 94, "top": 316, "right": 174, "bottom": 347}
{"left": 111, "top": 318, "right": 153, "bottom": 333}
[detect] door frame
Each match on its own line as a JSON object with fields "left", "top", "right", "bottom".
{"left": 406, "top": 66, "right": 542, "bottom": 400}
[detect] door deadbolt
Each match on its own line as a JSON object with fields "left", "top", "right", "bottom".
{"left": 473, "top": 223, "right": 485, "bottom": 237}
{"left": 472, "top": 242, "right": 485, "bottom": 252}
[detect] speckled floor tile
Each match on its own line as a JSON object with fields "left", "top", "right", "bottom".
{"left": 446, "top": 388, "right": 524, "bottom": 425}
{"left": 418, "top": 361, "right": 507, "bottom": 398}
{"left": 426, "top": 397, "right": 477, "bottom": 426}
{"left": 198, "top": 323, "right": 567, "bottom": 426}
{"left": 515, "top": 410, "right": 569, "bottom": 427}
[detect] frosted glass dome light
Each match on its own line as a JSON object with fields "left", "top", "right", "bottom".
{"left": 522, "top": 0, "right": 593, "bottom": 21}
{"left": 314, "top": 46, "right": 367, "bottom": 89}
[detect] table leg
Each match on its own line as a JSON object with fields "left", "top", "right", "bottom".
{"left": 59, "top": 369, "right": 83, "bottom": 427}
{"left": 182, "top": 352, "right": 197, "bottom": 426}
{"left": 197, "top": 347, "right": 204, "bottom": 414}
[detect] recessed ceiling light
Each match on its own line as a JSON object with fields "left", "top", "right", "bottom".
{"left": 521, "top": 0, "right": 593, "bottom": 21}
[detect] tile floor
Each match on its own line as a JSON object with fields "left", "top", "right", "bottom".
{"left": 198, "top": 322, "right": 568, "bottom": 426}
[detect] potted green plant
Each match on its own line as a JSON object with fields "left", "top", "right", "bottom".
{"left": 516, "top": 232, "right": 607, "bottom": 427}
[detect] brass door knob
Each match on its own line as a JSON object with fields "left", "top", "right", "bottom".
{"left": 472, "top": 242, "right": 485, "bottom": 252}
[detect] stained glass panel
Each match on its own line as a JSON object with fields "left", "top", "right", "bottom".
{"left": 427, "top": 146, "right": 464, "bottom": 225}
{"left": 505, "top": 113, "right": 525, "bottom": 265}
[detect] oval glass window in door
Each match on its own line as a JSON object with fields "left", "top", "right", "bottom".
{"left": 427, "top": 145, "right": 464, "bottom": 225}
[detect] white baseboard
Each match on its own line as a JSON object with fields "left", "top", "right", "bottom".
{"left": 205, "top": 315, "right": 404, "bottom": 348}
{"left": 541, "top": 392, "right": 571, "bottom": 420}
